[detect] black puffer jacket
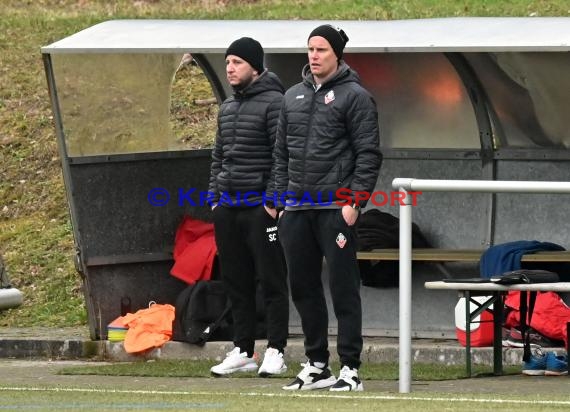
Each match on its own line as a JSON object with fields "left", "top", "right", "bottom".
{"left": 208, "top": 71, "right": 284, "bottom": 204}
{"left": 270, "top": 62, "right": 382, "bottom": 208}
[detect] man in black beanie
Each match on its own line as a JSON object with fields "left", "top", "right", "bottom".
{"left": 224, "top": 37, "right": 265, "bottom": 81}
{"left": 209, "top": 37, "right": 289, "bottom": 378}
{"left": 269, "top": 24, "right": 382, "bottom": 391}
{"left": 307, "top": 24, "right": 349, "bottom": 62}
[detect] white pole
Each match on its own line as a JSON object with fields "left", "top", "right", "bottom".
{"left": 392, "top": 178, "right": 570, "bottom": 194}
{"left": 398, "top": 187, "right": 412, "bottom": 393}
{"left": 390, "top": 177, "right": 570, "bottom": 394}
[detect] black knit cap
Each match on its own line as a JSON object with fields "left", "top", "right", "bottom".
{"left": 225, "top": 37, "right": 264, "bottom": 74}
{"left": 308, "top": 24, "right": 349, "bottom": 59}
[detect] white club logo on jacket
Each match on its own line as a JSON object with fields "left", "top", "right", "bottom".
{"left": 336, "top": 232, "right": 347, "bottom": 248}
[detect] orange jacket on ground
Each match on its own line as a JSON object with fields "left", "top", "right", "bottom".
{"left": 121, "top": 303, "right": 175, "bottom": 353}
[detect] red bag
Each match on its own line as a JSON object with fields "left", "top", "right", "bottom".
{"left": 170, "top": 215, "right": 217, "bottom": 284}
{"left": 504, "top": 291, "right": 570, "bottom": 346}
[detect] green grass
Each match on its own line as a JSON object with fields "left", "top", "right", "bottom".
{"left": 3, "top": 388, "right": 568, "bottom": 412}
{"left": 57, "top": 358, "right": 521, "bottom": 380}
{"left": 0, "top": 218, "right": 85, "bottom": 325}
{"left": 1, "top": 0, "right": 569, "bottom": 328}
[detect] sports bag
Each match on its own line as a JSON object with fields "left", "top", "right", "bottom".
{"left": 490, "top": 269, "right": 559, "bottom": 284}
{"left": 172, "top": 280, "right": 233, "bottom": 346}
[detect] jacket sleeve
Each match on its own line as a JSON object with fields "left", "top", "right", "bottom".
{"left": 267, "top": 105, "right": 289, "bottom": 208}
{"left": 346, "top": 90, "right": 382, "bottom": 207}
{"left": 266, "top": 94, "right": 283, "bottom": 147}
{"left": 207, "top": 118, "right": 223, "bottom": 203}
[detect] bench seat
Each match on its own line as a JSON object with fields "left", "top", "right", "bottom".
{"left": 356, "top": 248, "right": 570, "bottom": 262}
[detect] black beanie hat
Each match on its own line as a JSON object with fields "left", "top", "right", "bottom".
{"left": 225, "top": 37, "right": 264, "bottom": 74}
{"left": 308, "top": 24, "right": 349, "bottom": 59}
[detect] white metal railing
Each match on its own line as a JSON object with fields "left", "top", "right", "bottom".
{"left": 391, "top": 178, "right": 570, "bottom": 393}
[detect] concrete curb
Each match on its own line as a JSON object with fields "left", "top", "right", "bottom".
{"left": 103, "top": 338, "right": 527, "bottom": 366}
{"left": 0, "top": 334, "right": 528, "bottom": 367}
{"left": 0, "top": 338, "right": 102, "bottom": 360}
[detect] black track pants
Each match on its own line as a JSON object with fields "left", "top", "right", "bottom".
{"left": 278, "top": 209, "right": 362, "bottom": 369}
{"left": 213, "top": 205, "right": 289, "bottom": 355}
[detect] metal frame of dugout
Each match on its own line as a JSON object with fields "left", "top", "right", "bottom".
{"left": 41, "top": 18, "right": 570, "bottom": 340}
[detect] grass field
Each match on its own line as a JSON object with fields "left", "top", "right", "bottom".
{"left": 1, "top": 359, "right": 570, "bottom": 412}
{"left": 54, "top": 359, "right": 522, "bottom": 380}
{"left": 1, "top": 388, "right": 570, "bottom": 412}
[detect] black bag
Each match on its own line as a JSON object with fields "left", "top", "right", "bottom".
{"left": 172, "top": 280, "right": 267, "bottom": 346}
{"left": 491, "top": 269, "right": 559, "bottom": 285}
{"left": 172, "top": 280, "right": 233, "bottom": 346}
{"left": 356, "top": 209, "right": 431, "bottom": 288}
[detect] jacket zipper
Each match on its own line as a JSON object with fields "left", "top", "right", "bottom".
{"left": 229, "top": 98, "right": 243, "bottom": 194}
{"left": 302, "top": 89, "right": 317, "bottom": 189}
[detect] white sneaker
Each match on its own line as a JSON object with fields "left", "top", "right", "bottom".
{"left": 329, "top": 365, "right": 363, "bottom": 391}
{"left": 282, "top": 361, "right": 336, "bottom": 390}
{"left": 258, "top": 348, "right": 287, "bottom": 377}
{"left": 210, "top": 347, "right": 258, "bottom": 376}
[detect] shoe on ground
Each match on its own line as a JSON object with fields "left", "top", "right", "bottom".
{"left": 503, "top": 327, "right": 562, "bottom": 348}
{"left": 258, "top": 347, "right": 287, "bottom": 377}
{"left": 330, "top": 365, "right": 364, "bottom": 392}
{"left": 501, "top": 327, "right": 511, "bottom": 347}
{"left": 210, "top": 347, "right": 258, "bottom": 376}
{"left": 282, "top": 361, "right": 336, "bottom": 390}
{"left": 522, "top": 347, "right": 547, "bottom": 376}
{"left": 545, "top": 351, "right": 568, "bottom": 376}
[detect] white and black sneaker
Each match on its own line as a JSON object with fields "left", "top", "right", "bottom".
{"left": 282, "top": 361, "right": 337, "bottom": 391}
{"left": 329, "top": 365, "right": 363, "bottom": 391}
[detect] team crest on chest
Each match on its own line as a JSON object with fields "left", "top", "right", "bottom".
{"left": 336, "top": 232, "right": 347, "bottom": 248}
{"left": 324, "top": 90, "right": 335, "bottom": 105}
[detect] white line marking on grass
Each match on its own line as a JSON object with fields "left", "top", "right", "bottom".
{"left": 1, "top": 387, "right": 569, "bottom": 406}
{"left": 242, "top": 392, "right": 570, "bottom": 405}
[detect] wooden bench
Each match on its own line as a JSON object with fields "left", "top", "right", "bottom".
{"left": 356, "top": 248, "right": 570, "bottom": 280}
{"left": 357, "top": 248, "right": 570, "bottom": 263}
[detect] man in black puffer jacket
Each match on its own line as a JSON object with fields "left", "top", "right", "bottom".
{"left": 272, "top": 25, "right": 382, "bottom": 392}
{"left": 208, "top": 37, "right": 289, "bottom": 378}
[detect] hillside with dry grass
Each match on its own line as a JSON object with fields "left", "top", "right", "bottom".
{"left": 1, "top": 0, "right": 568, "bottom": 328}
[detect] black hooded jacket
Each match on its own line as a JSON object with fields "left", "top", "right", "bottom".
{"left": 208, "top": 71, "right": 285, "bottom": 204}
{"left": 269, "top": 62, "right": 382, "bottom": 208}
